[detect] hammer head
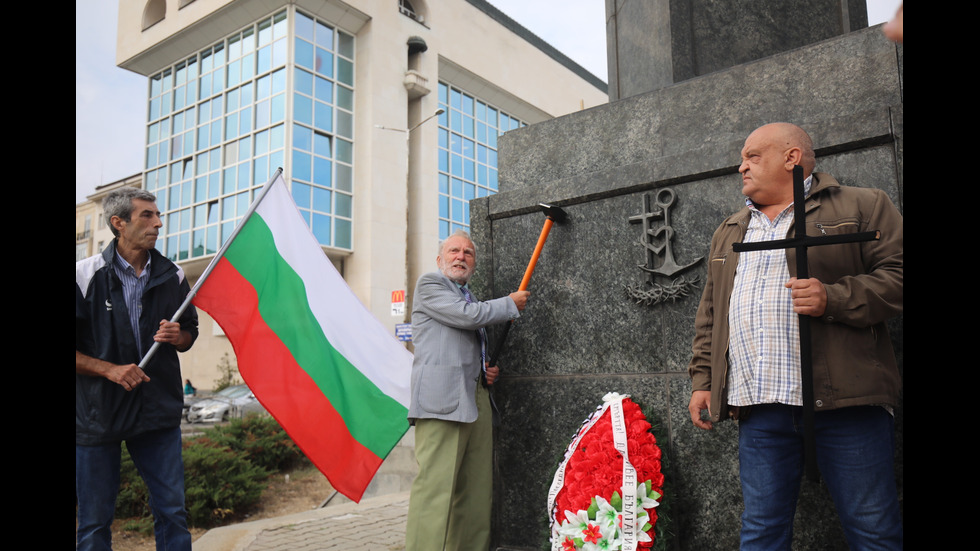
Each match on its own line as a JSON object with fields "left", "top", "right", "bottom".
{"left": 540, "top": 203, "right": 568, "bottom": 223}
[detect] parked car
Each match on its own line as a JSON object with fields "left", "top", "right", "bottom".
{"left": 182, "top": 392, "right": 203, "bottom": 420}
{"left": 185, "top": 384, "right": 261, "bottom": 423}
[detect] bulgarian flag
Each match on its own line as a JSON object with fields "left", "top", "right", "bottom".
{"left": 191, "top": 171, "right": 412, "bottom": 502}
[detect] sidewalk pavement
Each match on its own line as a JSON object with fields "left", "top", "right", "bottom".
{"left": 193, "top": 491, "right": 410, "bottom": 551}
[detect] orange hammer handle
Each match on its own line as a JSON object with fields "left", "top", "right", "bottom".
{"left": 519, "top": 218, "right": 555, "bottom": 291}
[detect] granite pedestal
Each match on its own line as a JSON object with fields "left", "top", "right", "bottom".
{"left": 470, "top": 26, "right": 903, "bottom": 550}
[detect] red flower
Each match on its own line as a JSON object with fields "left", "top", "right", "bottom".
{"left": 561, "top": 537, "right": 577, "bottom": 550}
{"left": 582, "top": 523, "right": 601, "bottom": 544}
{"left": 648, "top": 472, "right": 665, "bottom": 488}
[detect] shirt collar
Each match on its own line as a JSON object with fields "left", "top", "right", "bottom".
{"left": 113, "top": 247, "right": 151, "bottom": 278}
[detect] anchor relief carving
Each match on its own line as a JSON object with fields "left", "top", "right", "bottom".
{"left": 625, "top": 188, "right": 703, "bottom": 306}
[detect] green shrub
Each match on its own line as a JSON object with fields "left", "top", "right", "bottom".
{"left": 206, "top": 415, "right": 306, "bottom": 472}
{"left": 182, "top": 436, "right": 270, "bottom": 527}
{"left": 112, "top": 417, "right": 307, "bottom": 529}
{"left": 121, "top": 517, "right": 154, "bottom": 536}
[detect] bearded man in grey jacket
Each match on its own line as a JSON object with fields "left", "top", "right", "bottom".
{"left": 405, "top": 230, "right": 528, "bottom": 551}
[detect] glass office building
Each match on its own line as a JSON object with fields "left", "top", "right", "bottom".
{"left": 143, "top": 5, "right": 527, "bottom": 259}
{"left": 436, "top": 82, "right": 524, "bottom": 239}
{"left": 143, "top": 8, "right": 355, "bottom": 262}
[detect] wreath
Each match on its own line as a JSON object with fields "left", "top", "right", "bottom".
{"left": 547, "top": 393, "right": 664, "bottom": 550}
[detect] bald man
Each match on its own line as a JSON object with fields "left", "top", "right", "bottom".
{"left": 687, "top": 123, "right": 903, "bottom": 549}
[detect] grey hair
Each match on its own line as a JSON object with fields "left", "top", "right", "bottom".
{"left": 103, "top": 187, "right": 158, "bottom": 237}
{"left": 438, "top": 229, "right": 473, "bottom": 255}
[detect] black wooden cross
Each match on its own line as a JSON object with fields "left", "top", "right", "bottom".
{"left": 732, "top": 166, "right": 880, "bottom": 481}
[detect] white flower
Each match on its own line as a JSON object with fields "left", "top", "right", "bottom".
{"left": 636, "top": 481, "right": 660, "bottom": 510}
{"left": 557, "top": 508, "right": 591, "bottom": 539}
{"left": 602, "top": 392, "right": 628, "bottom": 403}
{"left": 580, "top": 522, "right": 617, "bottom": 551}
{"left": 594, "top": 497, "right": 619, "bottom": 531}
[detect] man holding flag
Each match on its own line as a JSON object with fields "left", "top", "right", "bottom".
{"left": 76, "top": 187, "right": 198, "bottom": 551}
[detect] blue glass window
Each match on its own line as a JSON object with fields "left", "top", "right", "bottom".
{"left": 146, "top": 8, "right": 348, "bottom": 257}
{"left": 436, "top": 82, "right": 524, "bottom": 238}
{"left": 293, "top": 182, "right": 311, "bottom": 209}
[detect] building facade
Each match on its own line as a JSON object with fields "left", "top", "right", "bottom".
{"left": 111, "top": 0, "right": 607, "bottom": 386}
{"left": 76, "top": 174, "right": 143, "bottom": 261}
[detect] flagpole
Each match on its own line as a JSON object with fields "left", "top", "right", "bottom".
{"left": 139, "top": 167, "right": 285, "bottom": 368}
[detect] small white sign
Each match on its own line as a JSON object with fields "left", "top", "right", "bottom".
{"left": 391, "top": 289, "right": 406, "bottom": 316}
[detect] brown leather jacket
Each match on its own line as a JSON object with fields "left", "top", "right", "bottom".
{"left": 688, "top": 173, "right": 903, "bottom": 423}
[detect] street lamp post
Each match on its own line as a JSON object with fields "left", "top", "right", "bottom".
{"left": 375, "top": 108, "right": 445, "bottom": 344}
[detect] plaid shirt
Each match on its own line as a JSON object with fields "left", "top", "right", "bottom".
{"left": 727, "top": 177, "right": 811, "bottom": 407}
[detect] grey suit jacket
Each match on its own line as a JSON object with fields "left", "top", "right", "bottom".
{"left": 408, "top": 272, "right": 519, "bottom": 423}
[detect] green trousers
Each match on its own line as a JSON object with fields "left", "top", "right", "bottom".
{"left": 406, "top": 385, "right": 492, "bottom": 551}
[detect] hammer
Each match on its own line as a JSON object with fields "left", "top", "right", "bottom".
{"left": 489, "top": 203, "right": 567, "bottom": 366}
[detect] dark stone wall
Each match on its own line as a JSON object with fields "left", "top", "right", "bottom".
{"left": 607, "top": 0, "right": 869, "bottom": 100}
{"left": 473, "top": 26, "right": 902, "bottom": 550}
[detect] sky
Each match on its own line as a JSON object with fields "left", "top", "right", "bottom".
{"left": 75, "top": 0, "right": 901, "bottom": 204}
